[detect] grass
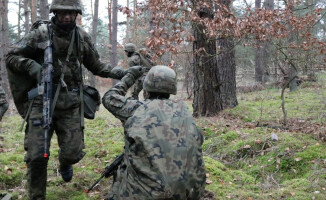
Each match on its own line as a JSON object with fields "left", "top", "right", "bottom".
{"left": 0, "top": 72, "right": 326, "bottom": 199}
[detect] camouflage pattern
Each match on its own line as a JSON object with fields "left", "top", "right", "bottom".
{"left": 50, "top": 0, "right": 82, "bottom": 14}
{"left": 0, "top": 87, "right": 9, "bottom": 121}
{"left": 25, "top": 103, "right": 84, "bottom": 199}
{"left": 127, "top": 50, "right": 155, "bottom": 99}
{"left": 143, "top": 65, "right": 177, "bottom": 95}
{"left": 102, "top": 73, "right": 206, "bottom": 200}
{"left": 6, "top": 17, "right": 124, "bottom": 200}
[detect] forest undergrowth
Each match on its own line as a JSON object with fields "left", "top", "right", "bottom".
{"left": 0, "top": 73, "right": 326, "bottom": 200}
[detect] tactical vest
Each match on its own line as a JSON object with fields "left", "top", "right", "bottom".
{"left": 7, "top": 20, "right": 85, "bottom": 117}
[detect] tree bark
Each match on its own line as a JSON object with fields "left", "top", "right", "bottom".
{"left": 30, "top": 0, "right": 37, "bottom": 23}
{"left": 0, "top": 0, "right": 10, "bottom": 96}
{"left": 40, "top": 0, "right": 49, "bottom": 20}
{"left": 24, "top": 0, "right": 30, "bottom": 34}
{"left": 193, "top": 6, "right": 223, "bottom": 117}
{"left": 132, "top": 0, "right": 137, "bottom": 41}
{"left": 125, "top": 0, "right": 130, "bottom": 43}
{"left": 287, "top": 0, "right": 298, "bottom": 92}
{"left": 217, "top": 0, "right": 238, "bottom": 109}
{"left": 89, "top": 0, "right": 99, "bottom": 87}
{"left": 18, "top": 0, "right": 22, "bottom": 40}
{"left": 108, "top": 0, "right": 112, "bottom": 45}
{"left": 111, "top": 0, "right": 118, "bottom": 68}
{"left": 254, "top": 0, "right": 263, "bottom": 82}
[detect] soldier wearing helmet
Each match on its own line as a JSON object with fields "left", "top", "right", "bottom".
{"left": 6, "top": 0, "right": 126, "bottom": 199}
{"left": 102, "top": 65, "right": 206, "bottom": 200}
{"left": 124, "top": 43, "right": 156, "bottom": 99}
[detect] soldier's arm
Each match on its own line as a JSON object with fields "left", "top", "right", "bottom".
{"left": 5, "top": 31, "right": 42, "bottom": 73}
{"left": 102, "top": 72, "right": 142, "bottom": 122}
{"left": 82, "top": 34, "right": 126, "bottom": 79}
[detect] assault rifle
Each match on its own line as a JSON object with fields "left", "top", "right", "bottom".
{"left": 28, "top": 25, "right": 53, "bottom": 158}
{"left": 86, "top": 154, "right": 124, "bottom": 193}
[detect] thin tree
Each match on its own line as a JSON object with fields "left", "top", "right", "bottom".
{"left": 30, "top": 0, "right": 37, "bottom": 23}
{"left": 89, "top": 0, "right": 99, "bottom": 87}
{"left": 254, "top": 0, "right": 263, "bottom": 83}
{"left": 125, "top": 0, "right": 130, "bottom": 43}
{"left": 132, "top": 0, "right": 137, "bottom": 41}
{"left": 18, "top": 0, "right": 22, "bottom": 40}
{"left": 110, "top": 0, "right": 118, "bottom": 69}
{"left": 108, "top": 0, "right": 112, "bottom": 45}
{"left": 0, "top": 0, "right": 10, "bottom": 96}
{"left": 24, "top": 0, "right": 30, "bottom": 34}
{"left": 40, "top": 0, "right": 49, "bottom": 20}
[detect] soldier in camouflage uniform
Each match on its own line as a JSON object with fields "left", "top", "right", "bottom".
{"left": 5, "top": 0, "right": 126, "bottom": 199}
{"left": 0, "top": 87, "right": 9, "bottom": 121}
{"left": 124, "top": 43, "right": 155, "bottom": 99}
{"left": 102, "top": 65, "right": 206, "bottom": 200}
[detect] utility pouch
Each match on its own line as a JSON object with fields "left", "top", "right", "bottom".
{"left": 83, "top": 85, "right": 101, "bottom": 119}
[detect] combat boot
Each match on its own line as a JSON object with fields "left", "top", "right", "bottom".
{"left": 60, "top": 165, "right": 73, "bottom": 182}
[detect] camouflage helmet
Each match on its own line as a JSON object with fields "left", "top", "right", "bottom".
{"left": 143, "top": 65, "right": 177, "bottom": 95}
{"left": 124, "top": 43, "right": 136, "bottom": 53}
{"left": 50, "top": 0, "right": 82, "bottom": 15}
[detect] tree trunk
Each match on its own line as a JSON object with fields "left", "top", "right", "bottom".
{"left": 193, "top": 6, "right": 223, "bottom": 117}
{"left": 24, "top": 0, "right": 30, "bottom": 34}
{"left": 31, "top": 0, "right": 37, "bottom": 23}
{"left": 125, "top": 0, "right": 130, "bottom": 43}
{"left": 217, "top": 0, "right": 238, "bottom": 109}
{"left": 111, "top": 0, "right": 118, "bottom": 68}
{"left": 132, "top": 0, "right": 137, "bottom": 41}
{"left": 287, "top": 0, "right": 298, "bottom": 92}
{"left": 0, "top": 0, "right": 10, "bottom": 96}
{"left": 18, "top": 0, "right": 22, "bottom": 40}
{"left": 89, "top": 0, "right": 99, "bottom": 87}
{"left": 40, "top": 0, "right": 49, "bottom": 20}
{"left": 254, "top": 0, "right": 263, "bottom": 82}
{"left": 108, "top": 0, "right": 112, "bottom": 45}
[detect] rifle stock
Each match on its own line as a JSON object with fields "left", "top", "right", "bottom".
{"left": 86, "top": 153, "right": 124, "bottom": 193}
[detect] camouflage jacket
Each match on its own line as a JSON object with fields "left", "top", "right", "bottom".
{"left": 102, "top": 74, "right": 206, "bottom": 199}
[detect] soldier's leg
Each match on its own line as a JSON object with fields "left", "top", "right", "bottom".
{"left": 54, "top": 107, "right": 85, "bottom": 167}
{"left": 24, "top": 106, "right": 54, "bottom": 200}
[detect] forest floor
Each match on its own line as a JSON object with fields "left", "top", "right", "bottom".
{"left": 0, "top": 72, "right": 326, "bottom": 200}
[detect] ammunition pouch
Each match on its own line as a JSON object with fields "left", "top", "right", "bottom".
{"left": 83, "top": 85, "right": 100, "bottom": 119}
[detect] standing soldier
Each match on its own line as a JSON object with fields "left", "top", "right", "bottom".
{"left": 124, "top": 43, "right": 155, "bottom": 99}
{"left": 0, "top": 87, "right": 9, "bottom": 121}
{"left": 5, "top": 0, "right": 126, "bottom": 199}
{"left": 102, "top": 65, "right": 206, "bottom": 199}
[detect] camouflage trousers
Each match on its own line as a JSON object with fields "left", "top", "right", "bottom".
{"left": 24, "top": 103, "right": 85, "bottom": 200}
{"left": 105, "top": 162, "right": 205, "bottom": 200}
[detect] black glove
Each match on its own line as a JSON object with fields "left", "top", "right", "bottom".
{"left": 127, "top": 66, "right": 145, "bottom": 79}
{"left": 28, "top": 61, "right": 42, "bottom": 83}
{"left": 111, "top": 66, "right": 127, "bottom": 79}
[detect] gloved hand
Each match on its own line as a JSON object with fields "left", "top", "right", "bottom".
{"left": 111, "top": 66, "right": 127, "bottom": 79}
{"left": 127, "top": 66, "right": 145, "bottom": 79}
{"left": 28, "top": 62, "right": 42, "bottom": 83}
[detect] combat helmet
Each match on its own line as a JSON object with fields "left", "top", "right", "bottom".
{"left": 50, "top": 0, "right": 82, "bottom": 15}
{"left": 124, "top": 43, "right": 136, "bottom": 53}
{"left": 143, "top": 65, "right": 177, "bottom": 95}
